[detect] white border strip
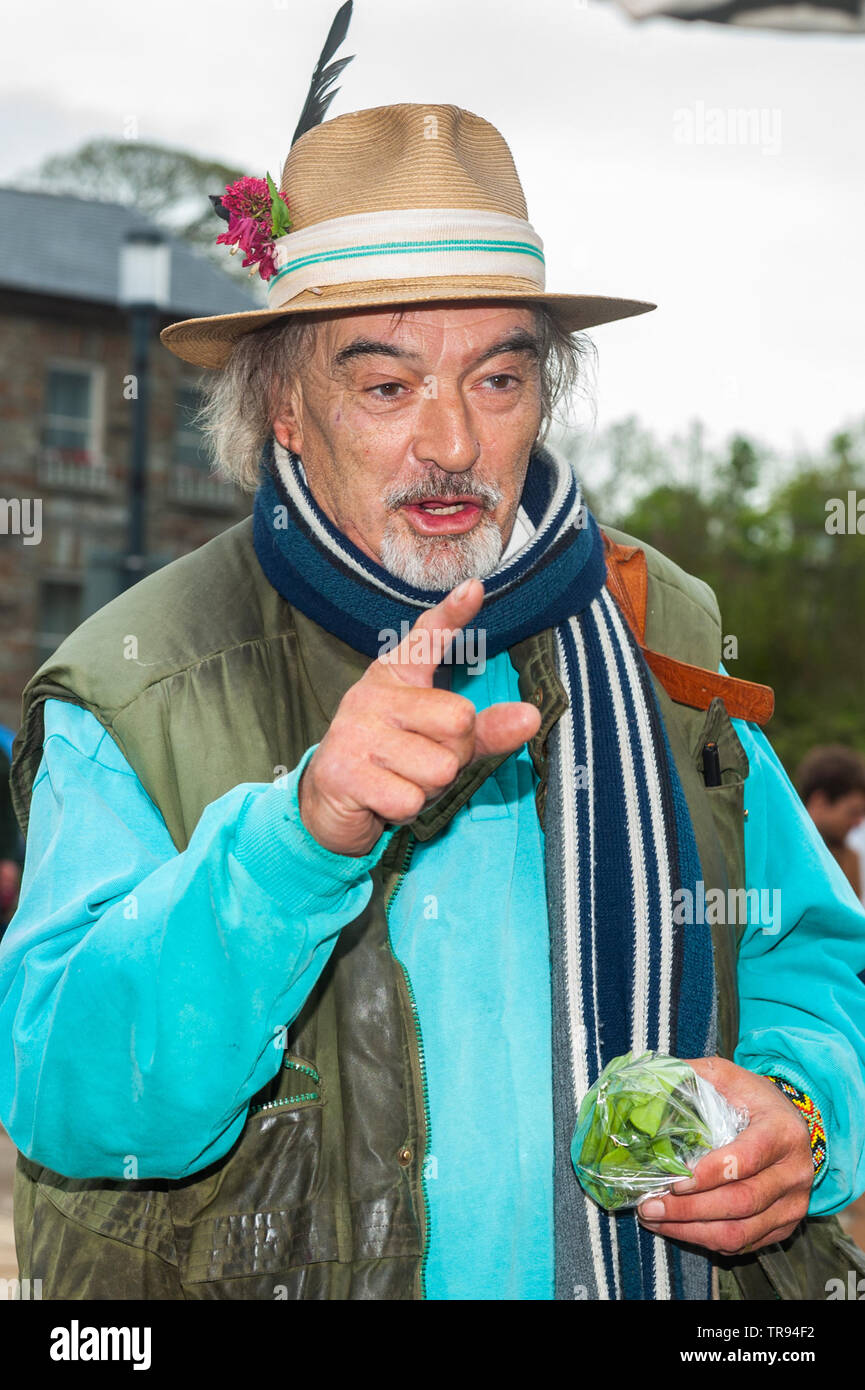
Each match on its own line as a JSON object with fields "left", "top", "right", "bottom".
{"left": 266, "top": 206, "right": 545, "bottom": 307}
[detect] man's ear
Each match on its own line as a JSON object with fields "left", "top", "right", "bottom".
{"left": 272, "top": 388, "right": 303, "bottom": 455}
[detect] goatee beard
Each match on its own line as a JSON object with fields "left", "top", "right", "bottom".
{"left": 379, "top": 515, "right": 504, "bottom": 591}
{"left": 378, "top": 470, "right": 505, "bottom": 591}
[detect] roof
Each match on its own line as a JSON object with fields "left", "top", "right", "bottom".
{"left": 0, "top": 188, "right": 261, "bottom": 317}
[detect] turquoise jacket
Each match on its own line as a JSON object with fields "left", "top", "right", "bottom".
{"left": 2, "top": 652, "right": 865, "bottom": 1300}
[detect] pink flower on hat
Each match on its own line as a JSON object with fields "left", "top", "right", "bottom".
{"left": 219, "top": 176, "right": 272, "bottom": 221}
{"left": 217, "top": 214, "right": 277, "bottom": 281}
{"left": 214, "top": 175, "right": 291, "bottom": 283}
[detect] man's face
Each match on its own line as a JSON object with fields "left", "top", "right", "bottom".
{"left": 271, "top": 302, "right": 543, "bottom": 588}
{"left": 807, "top": 789, "right": 865, "bottom": 846}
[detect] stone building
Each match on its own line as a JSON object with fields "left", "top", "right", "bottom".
{"left": 0, "top": 188, "right": 259, "bottom": 733}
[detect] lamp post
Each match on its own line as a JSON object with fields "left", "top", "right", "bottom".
{"left": 118, "top": 227, "right": 171, "bottom": 587}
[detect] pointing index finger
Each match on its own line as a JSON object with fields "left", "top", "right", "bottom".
{"left": 379, "top": 577, "right": 485, "bottom": 688}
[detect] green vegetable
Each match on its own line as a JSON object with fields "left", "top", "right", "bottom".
{"left": 571, "top": 1051, "right": 717, "bottom": 1211}
{"left": 629, "top": 1096, "right": 666, "bottom": 1136}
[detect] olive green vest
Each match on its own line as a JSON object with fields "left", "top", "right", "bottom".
{"left": 9, "top": 516, "right": 860, "bottom": 1300}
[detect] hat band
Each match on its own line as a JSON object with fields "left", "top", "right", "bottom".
{"left": 266, "top": 207, "right": 545, "bottom": 308}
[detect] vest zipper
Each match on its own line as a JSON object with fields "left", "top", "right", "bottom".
{"left": 384, "top": 829, "right": 431, "bottom": 1301}
{"left": 248, "top": 1059, "right": 321, "bottom": 1116}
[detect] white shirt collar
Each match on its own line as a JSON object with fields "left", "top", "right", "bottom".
{"left": 501, "top": 506, "right": 535, "bottom": 562}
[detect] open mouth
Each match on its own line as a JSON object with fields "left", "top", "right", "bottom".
{"left": 401, "top": 497, "right": 485, "bottom": 534}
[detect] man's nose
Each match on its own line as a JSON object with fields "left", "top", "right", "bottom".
{"left": 412, "top": 385, "right": 479, "bottom": 473}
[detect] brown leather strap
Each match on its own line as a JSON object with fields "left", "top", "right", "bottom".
{"left": 602, "top": 536, "right": 649, "bottom": 644}
{"left": 601, "top": 531, "right": 775, "bottom": 726}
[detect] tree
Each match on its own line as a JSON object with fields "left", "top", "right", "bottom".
{"left": 20, "top": 139, "right": 255, "bottom": 286}
{"left": 599, "top": 413, "right": 865, "bottom": 774}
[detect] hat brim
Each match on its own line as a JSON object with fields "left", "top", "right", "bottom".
{"left": 160, "top": 275, "right": 656, "bottom": 368}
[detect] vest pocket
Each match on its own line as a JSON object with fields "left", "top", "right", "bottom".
{"left": 15, "top": 1152, "right": 180, "bottom": 1280}
{"left": 692, "top": 695, "right": 750, "bottom": 788}
{"left": 165, "top": 1052, "right": 340, "bottom": 1286}
{"left": 687, "top": 697, "right": 751, "bottom": 1060}
{"left": 248, "top": 1055, "right": 322, "bottom": 1118}
{"left": 692, "top": 696, "right": 749, "bottom": 930}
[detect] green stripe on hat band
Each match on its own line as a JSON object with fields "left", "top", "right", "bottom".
{"left": 269, "top": 237, "right": 545, "bottom": 289}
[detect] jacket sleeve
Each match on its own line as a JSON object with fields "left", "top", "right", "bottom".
{"left": 0, "top": 698, "right": 396, "bottom": 1182}
{"left": 730, "top": 714, "right": 865, "bottom": 1215}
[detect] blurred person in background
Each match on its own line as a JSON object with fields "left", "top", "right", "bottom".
{"left": 796, "top": 745, "right": 865, "bottom": 899}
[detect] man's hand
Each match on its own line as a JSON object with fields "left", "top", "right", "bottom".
{"left": 297, "top": 577, "right": 542, "bottom": 857}
{"left": 636, "top": 1056, "right": 815, "bottom": 1255}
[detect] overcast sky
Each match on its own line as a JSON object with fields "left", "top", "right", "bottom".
{"left": 2, "top": 0, "right": 863, "bottom": 462}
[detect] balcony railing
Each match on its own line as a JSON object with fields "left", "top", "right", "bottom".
{"left": 36, "top": 449, "right": 113, "bottom": 493}
{"left": 33, "top": 451, "right": 241, "bottom": 512}
{"left": 167, "top": 464, "right": 240, "bottom": 510}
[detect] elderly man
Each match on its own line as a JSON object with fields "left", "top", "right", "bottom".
{"left": 2, "top": 104, "right": 865, "bottom": 1302}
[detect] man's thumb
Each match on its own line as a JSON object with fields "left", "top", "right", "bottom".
{"left": 473, "top": 701, "right": 541, "bottom": 760}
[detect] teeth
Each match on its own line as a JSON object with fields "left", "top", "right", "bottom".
{"left": 424, "top": 503, "right": 466, "bottom": 515}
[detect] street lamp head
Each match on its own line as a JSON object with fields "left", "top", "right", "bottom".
{"left": 119, "top": 227, "right": 171, "bottom": 310}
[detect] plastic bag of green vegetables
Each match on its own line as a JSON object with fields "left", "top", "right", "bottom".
{"left": 571, "top": 1050, "right": 749, "bottom": 1212}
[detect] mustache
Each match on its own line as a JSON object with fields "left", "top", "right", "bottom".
{"left": 383, "top": 473, "right": 503, "bottom": 510}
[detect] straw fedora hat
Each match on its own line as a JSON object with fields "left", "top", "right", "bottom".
{"left": 160, "top": 103, "right": 655, "bottom": 369}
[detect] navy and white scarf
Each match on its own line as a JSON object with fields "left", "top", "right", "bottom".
{"left": 253, "top": 436, "right": 717, "bottom": 1300}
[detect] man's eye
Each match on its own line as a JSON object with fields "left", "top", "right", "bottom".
{"left": 368, "top": 382, "right": 406, "bottom": 399}
{"left": 484, "top": 373, "right": 519, "bottom": 390}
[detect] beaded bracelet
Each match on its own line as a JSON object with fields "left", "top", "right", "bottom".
{"left": 766, "top": 1075, "right": 827, "bottom": 1177}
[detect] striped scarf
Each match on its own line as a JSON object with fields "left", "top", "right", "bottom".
{"left": 252, "top": 437, "right": 717, "bottom": 1300}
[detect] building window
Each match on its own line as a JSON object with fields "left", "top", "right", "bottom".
{"left": 39, "top": 363, "right": 108, "bottom": 491}
{"left": 42, "top": 365, "right": 99, "bottom": 463}
{"left": 170, "top": 381, "right": 237, "bottom": 509}
{"left": 174, "top": 383, "right": 208, "bottom": 470}
{"left": 36, "top": 579, "right": 82, "bottom": 666}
